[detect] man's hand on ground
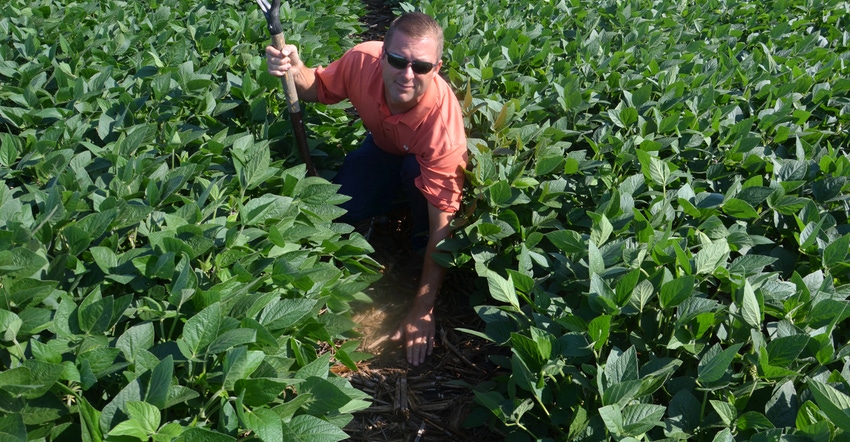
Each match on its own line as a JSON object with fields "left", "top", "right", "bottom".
{"left": 391, "top": 306, "right": 435, "bottom": 366}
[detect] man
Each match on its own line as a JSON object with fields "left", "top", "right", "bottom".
{"left": 265, "top": 12, "right": 467, "bottom": 366}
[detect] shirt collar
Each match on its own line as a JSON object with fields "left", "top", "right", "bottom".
{"left": 382, "top": 76, "right": 439, "bottom": 131}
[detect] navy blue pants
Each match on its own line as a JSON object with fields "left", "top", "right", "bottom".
{"left": 333, "top": 134, "right": 430, "bottom": 250}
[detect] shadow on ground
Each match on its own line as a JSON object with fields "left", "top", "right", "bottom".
{"left": 339, "top": 212, "right": 503, "bottom": 441}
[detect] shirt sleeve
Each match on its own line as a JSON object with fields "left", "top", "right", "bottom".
{"left": 415, "top": 138, "right": 468, "bottom": 213}
{"left": 314, "top": 43, "right": 381, "bottom": 105}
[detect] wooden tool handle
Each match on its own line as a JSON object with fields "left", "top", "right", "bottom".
{"left": 270, "top": 33, "right": 301, "bottom": 115}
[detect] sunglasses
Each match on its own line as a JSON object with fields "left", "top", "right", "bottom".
{"left": 384, "top": 51, "right": 437, "bottom": 75}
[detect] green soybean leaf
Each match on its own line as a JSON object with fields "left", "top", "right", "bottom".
{"left": 824, "top": 234, "right": 850, "bottom": 269}
{"left": 0, "top": 414, "right": 27, "bottom": 442}
{"left": 622, "top": 403, "right": 665, "bottom": 436}
{"left": 799, "top": 220, "right": 823, "bottom": 250}
{"left": 808, "top": 380, "right": 850, "bottom": 433}
{"left": 511, "top": 354, "right": 542, "bottom": 398}
{"left": 605, "top": 347, "right": 639, "bottom": 386}
{"left": 765, "top": 381, "right": 798, "bottom": 428}
{"left": 236, "top": 378, "right": 288, "bottom": 407}
{"left": 588, "top": 315, "right": 612, "bottom": 352}
{"left": 740, "top": 280, "right": 761, "bottom": 329}
{"left": 244, "top": 408, "right": 284, "bottom": 442}
{"left": 298, "top": 377, "right": 353, "bottom": 416}
{"left": 615, "top": 269, "right": 640, "bottom": 306}
{"left": 588, "top": 241, "right": 605, "bottom": 276}
{"left": 589, "top": 274, "right": 618, "bottom": 314}
{"left": 0, "top": 133, "right": 19, "bottom": 167}
{"left": 177, "top": 302, "right": 221, "bottom": 359}
{"left": 287, "top": 414, "right": 348, "bottom": 442}
{"left": 729, "top": 254, "right": 777, "bottom": 276}
{"left": 272, "top": 393, "right": 313, "bottom": 421}
{"left": 589, "top": 212, "right": 613, "bottom": 246}
{"left": 511, "top": 332, "right": 545, "bottom": 371}
{"left": 486, "top": 270, "right": 520, "bottom": 310}
{"left": 546, "top": 229, "right": 586, "bottom": 255}
{"left": 636, "top": 150, "right": 670, "bottom": 187}
{"left": 295, "top": 353, "right": 333, "bottom": 381}
{"left": 535, "top": 155, "right": 564, "bottom": 176}
{"left": 223, "top": 347, "right": 265, "bottom": 391}
{"left": 175, "top": 427, "right": 235, "bottom": 442}
{"left": 712, "top": 428, "right": 735, "bottom": 442}
{"left": 599, "top": 404, "right": 625, "bottom": 437}
{"left": 695, "top": 241, "right": 729, "bottom": 275}
{"left": 796, "top": 400, "right": 828, "bottom": 429}
{"left": 0, "top": 309, "right": 22, "bottom": 342}
{"left": 207, "top": 329, "right": 257, "bottom": 355}
{"left": 0, "top": 366, "right": 36, "bottom": 397}
{"left": 78, "top": 295, "right": 114, "bottom": 335}
{"left": 632, "top": 280, "right": 655, "bottom": 312}
{"left": 117, "top": 401, "right": 160, "bottom": 437}
{"left": 487, "top": 180, "right": 513, "bottom": 206}
{"left": 766, "top": 335, "right": 810, "bottom": 367}
{"left": 29, "top": 339, "right": 61, "bottom": 364}
{"left": 0, "top": 247, "right": 48, "bottom": 278}
{"left": 100, "top": 378, "right": 144, "bottom": 431}
{"left": 78, "top": 396, "right": 103, "bottom": 442}
{"left": 146, "top": 356, "right": 173, "bottom": 409}
{"left": 259, "top": 298, "right": 317, "bottom": 332}
{"left": 771, "top": 195, "right": 809, "bottom": 215}
{"left": 698, "top": 343, "right": 743, "bottom": 385}
{"left": 116, "top": 322, "right": 155, "bottom": 362}
{"left": 808, "top": 299, "right": 850, "bottom": 329}
{"left": 737, "top": 186, "right": 773, "bottom": 205}
{"left": 64, "top": 225, "right": 92, "bottom": 256}
{"left": 737, "top": 411, "right": 775, "bottom": 430}
{"left": 610, "top": 106, "right": 638, "bottom": 128}
{"left": 711, "top": 400, "right": 738, "bottom": 426}
{"left": 164, "top": 385, "right": 200, "bottom": 409}
{"left": 603, "top": 380, "right": 643, "bottom": 407}
{"left": 723, "top": 198, "right": 759, "bottom": 219}
{"left": 668, "top": 390, "right": 701, "bottom": 435}
{"left": 659, "top": 275, "right": 694, "bottom": 309}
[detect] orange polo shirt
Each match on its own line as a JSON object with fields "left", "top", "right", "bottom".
{"left": 313, "top": 41, "right": 468, "bottom": 213}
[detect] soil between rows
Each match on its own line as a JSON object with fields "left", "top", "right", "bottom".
{"left": 341, "top": 212, "right": 502, "bottom": 441}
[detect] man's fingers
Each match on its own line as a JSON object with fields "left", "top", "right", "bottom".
{"left": 406, "top": 335, "right": 433, "bottom": 366}
{"left": 417, "top": 341, "right": 428, "bottom": 365}
{"left": 405, "top": 337, "right": 415, "bottom": 364}
{"left": 265, "top": 45, "right": 297, "bottom": 77}
{"left": 264, "top": 45, "right": 282, "bottom": 58}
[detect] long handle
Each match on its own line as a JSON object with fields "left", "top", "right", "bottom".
{"left": 269, "top": 33, "right": 316, "bottom": 177}
{"left": 259, "top": 0, "right": 317, "bottom": 177}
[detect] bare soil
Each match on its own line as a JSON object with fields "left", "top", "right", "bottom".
{"left": 340, "top": 213, "right": 502, "bottom": 441}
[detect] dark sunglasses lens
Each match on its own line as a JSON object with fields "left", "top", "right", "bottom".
{"left": 410, "top": 61, "right": 434, "bottom": 74}
{"left": 386, "top": 53, "right": 408, "bottom": 69}
{"left": 386, "top": 52, "right": 434, "bottom": 74}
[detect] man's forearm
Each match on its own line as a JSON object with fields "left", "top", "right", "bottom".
{"left": 413, "top": 205, "right": 454, "bottom": 310}
{"left": 291, "top": 66, "right": 318, "bottom": 102}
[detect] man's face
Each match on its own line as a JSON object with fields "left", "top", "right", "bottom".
{"left": 381, "top": 32, "right": 442, "bottom": 114}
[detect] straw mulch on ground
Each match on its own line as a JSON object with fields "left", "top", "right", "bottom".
{"left": 339, "top": 212, "right": 503, "bottom": 441}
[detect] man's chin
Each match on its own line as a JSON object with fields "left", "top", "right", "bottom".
{"left": 388, "top": 97, "right": 416, "bottom": 112}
